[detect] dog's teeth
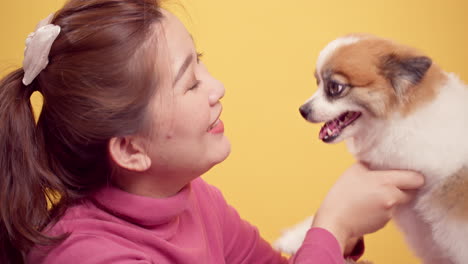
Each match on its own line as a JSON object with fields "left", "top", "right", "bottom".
{"left": 327, "top": 128, "right": 332, "bottom": 135}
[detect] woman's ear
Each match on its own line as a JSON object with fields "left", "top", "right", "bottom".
{"left": 108, "top": 136, "right": 151, "bottom": 172}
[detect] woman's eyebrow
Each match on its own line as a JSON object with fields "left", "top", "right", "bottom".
{"left": 173, "top": 53, "right": 194, "bottom": 85}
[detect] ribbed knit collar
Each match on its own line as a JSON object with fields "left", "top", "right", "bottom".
{"left": 91, "top": 182, "right": 192, "bottom": 227}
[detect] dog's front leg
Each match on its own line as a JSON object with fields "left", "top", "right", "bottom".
{"left": 274, "top": 216, "right": 314, "bottom": 254}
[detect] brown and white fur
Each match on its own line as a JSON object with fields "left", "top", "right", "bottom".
{"left": 274, "top": 34, "right": 468, "bottom": 264}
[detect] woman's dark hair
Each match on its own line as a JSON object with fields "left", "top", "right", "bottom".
{"left": 0, "top": 0, "right": 164, "bottom": 262}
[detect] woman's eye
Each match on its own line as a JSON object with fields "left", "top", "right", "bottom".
{"left": 327, "top": 81, "right": 345, "bottom": 96}
{"left": 189, "top": 80, "right": 200, "bottom": 91}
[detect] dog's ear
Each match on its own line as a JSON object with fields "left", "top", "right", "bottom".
{"left": 379, "top": 54, "right": 432, "bottom": 97}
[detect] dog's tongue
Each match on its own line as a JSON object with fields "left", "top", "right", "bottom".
{"left": 318, "top": 111, "right": 362, "bottom": 142}
{"left": 319, "top": 120, "right": 341, "bottom": 140}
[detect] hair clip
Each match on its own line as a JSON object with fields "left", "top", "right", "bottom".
{"left": 22, "top": 13, "right": 61, "bottom": 86}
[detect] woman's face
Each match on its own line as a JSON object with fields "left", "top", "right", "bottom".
{"left": 144, "top": 10, "right": 231, "bottom": 181}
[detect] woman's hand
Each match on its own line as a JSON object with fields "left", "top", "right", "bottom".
{"left": 312, "top": 163, "right": 425, "bottom": 253}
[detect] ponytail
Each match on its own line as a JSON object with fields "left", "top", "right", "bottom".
{"left": 0, "top": 70, "right": 64, "bottom": 263}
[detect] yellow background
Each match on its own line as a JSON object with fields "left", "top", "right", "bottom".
{"left": 1, "top": 0, "right": 468, "bottom": 263}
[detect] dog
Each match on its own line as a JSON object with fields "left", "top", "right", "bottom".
{"left": 274, "top": 34, "right": 468, "bottom": 264}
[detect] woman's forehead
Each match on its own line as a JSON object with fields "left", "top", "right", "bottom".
{"left": 158, "top": 10, "right": 195, "bottom": 84}
{"left": 160, "top": 10, "right": 194, "bottom": 56}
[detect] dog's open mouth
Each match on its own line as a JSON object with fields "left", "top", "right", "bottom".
{"left": 319, "top": 111, "right": 362, "bottom": 142}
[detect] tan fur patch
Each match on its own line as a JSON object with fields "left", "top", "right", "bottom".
{"left": 321, "top": 35, "right": 447, "bottom": 118}
{"left": 430, "top": 167, "right": 468, "bottom": 220}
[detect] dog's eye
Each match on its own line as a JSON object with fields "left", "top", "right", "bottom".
{"left": 327, "top": 81, "right": 346, "bottom": 96}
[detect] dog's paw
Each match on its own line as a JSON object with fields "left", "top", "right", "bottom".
{"left": 273, "top": 216, "right": 313, "bottom": 255}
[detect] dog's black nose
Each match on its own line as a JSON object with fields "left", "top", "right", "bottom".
{"left": 299, "top": 104, "right": 311, "bottom": 119}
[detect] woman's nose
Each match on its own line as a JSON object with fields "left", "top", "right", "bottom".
{"left": 209, "top": 80, "right": 225, "bottom": 105}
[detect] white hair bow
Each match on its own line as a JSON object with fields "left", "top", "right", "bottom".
{"left": 22, "top": 13, "right": 61, "bottom": 86}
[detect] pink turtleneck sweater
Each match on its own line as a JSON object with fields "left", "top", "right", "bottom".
{"left": 28, "top": 178, "right": 362, "bottom": 263}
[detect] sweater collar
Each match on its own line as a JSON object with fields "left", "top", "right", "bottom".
{"left": 91, "top": 182, "right": 192, "bottom": 227}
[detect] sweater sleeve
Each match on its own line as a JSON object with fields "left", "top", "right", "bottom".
{"left": 27, "top": 234, "right": 152, "bottom": 264}
{"left": 203, "top": 181, "right": 355, "bottom": 264}
{"left": 289, "top": 228, "right": 345, "bottom": 264}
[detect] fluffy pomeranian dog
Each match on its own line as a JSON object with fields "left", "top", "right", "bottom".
{"left": 275, "top": 34, "right": 468, "bottom": 264}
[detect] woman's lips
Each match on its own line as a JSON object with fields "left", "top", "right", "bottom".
{"left": 208, "top": 119, "right": 224, "bottom": 134}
